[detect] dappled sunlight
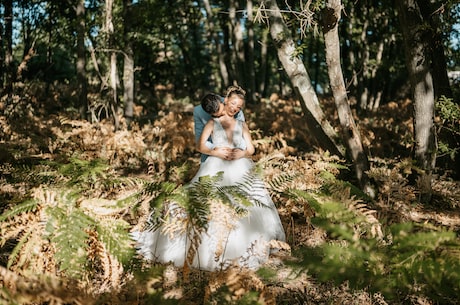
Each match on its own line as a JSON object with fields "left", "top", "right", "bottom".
{"left": 1, "top": 92, "right": 459, "bottom": 304}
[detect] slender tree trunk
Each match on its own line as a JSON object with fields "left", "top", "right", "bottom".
{"left": 358, "top": 18, "right": 370, "bottom": 112}
{"left": 76, "top": 0, "right": 88, "bottom": 120}
{"left": 264, "top": 0, "right": 345, "bottom": 158}
{"left": 368, "top": 29, "right": 385, "bottom": 111}
{"left": 106, "top": 0, "right": 120, "bottom": 130}
{"left": 202, "top": 0, "right": 229, "bottom": 88}
{"left": 342, "top": 5, "right": 357, "bottom": 93}
{"left": 0, "top": 21, "right": 3, "bottom": 91}
{"left": 221, "top": 7, "right": 233, "bottom": 87}
{"left": 258, "top": 28, "right": 269, "bottom": 96}
{"left": 123, "top": 0, "right": 134, "bottom": 129}
{"left": 229, "top": 0, "right": 245, "bottom": 86}
{"left": 397, "top": 0, "right": 436, "bottom": 203}
{"left": 3, "top": 0, "right": 13, "bottom": 98}
{"left": 312, "top": 34, "right": 321, "bottom": 94}
{"left": 418, "top": 0, "right": 453, "bottom": 100}
{"left": 246, "top": 0, "right": 257, "bottom": 102}
{"left": 322, "top": 0, "right": 375, "bottom": 197}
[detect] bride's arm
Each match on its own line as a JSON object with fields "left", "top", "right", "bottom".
{"left": 197, "top": 120, "right": 232, "bottom": 159}
{"left": 231, "top": 122, "right": 255, "bottom": 160}
{"left": 196, "top": 120, "right": 214, "bottom": 155}
{"left": 243, "top": 123, "right": 255, "bottom": 155}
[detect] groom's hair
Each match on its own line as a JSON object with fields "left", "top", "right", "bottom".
{"left": 201, "top": 93, "right": 222, "bottom": 114}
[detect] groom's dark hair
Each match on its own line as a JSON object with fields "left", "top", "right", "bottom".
{"left": 201, "top": 93, "right": 222, "bottom": 114}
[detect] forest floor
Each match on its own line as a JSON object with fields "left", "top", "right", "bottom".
{"left": 1, "top": 91, "right": 460, "bottom": 304}
{"left": 170, "top": 95, "right": 460, "bottom": 305}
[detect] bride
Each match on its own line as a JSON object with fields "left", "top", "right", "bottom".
{"left": 132, "top": 86, "right": 286, "bottom": 271}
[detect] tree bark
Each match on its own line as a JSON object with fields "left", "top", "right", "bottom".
{"left": 229, "top": 0, "right": 245, "bottom": 86}
{"left": 123, "top": 0, "right": 134, "bottom": 129}
{"left": 322, "top": 0, "right": 375, "bottom": 197}
{"left": 3, "top": 0, "right": 14, "bottom": 98}
{"left": 258, "top": 28, "right": 269, "bottom": 96}
{"left": 418, "top": 0, "right": 453, "bottom": 100}
{"left": 0, "top": 21, "right": 3, "bottom": 91}
{"left": 202, "top": 0, "right": 229, "bottom": 88}
{"left": 106, "top": 0, "right": 120, "bottom": 130}
{"left": 397, "top": 0, "right": 437, "bottom": 203}
{"left": 246, "top": 0, "right": 257, "bottom": 102}
{"left": 76, "top": 0, "right": 88, "bottom": 120}
{"left": 264, "top": 0, "right": 345, "bottom": 158}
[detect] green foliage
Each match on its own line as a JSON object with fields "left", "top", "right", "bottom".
{"left": 137, "top": 180, "right": 181, "bottom": 230}
{"left": 288, "top": 185, "right": 460, "bottom": 303}
{"left": 44, "top": 192, "right": 95, "bottom": 278}
{"left": 0, "top": 156, "right": 138, "bottom": 284}
{"left": 96, "top": 217, "right": 135, "bottom": 264}
{"left": 435, "top": 96, "right": 460, "bottom": 160}
{"left": 56, "top": 156, "right": 112, "bottom": 188}
{"left": 436, "top": 96, "right": 460, "bottom": 123}
{"left": 206, "top": 285, "right": 262, "bottom": 305}
{"left": 0, "top": 198, "right": 38, "bottom": 222}
{"left": 142, "top": 168, "right": 269, "bottom": 233}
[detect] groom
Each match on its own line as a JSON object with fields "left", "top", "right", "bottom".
{"left": 194, "top": 92, "right": 247, "bottom": 163}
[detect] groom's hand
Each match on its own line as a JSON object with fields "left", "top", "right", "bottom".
{"left": 229, "top": 148, "right": 249, "bottom": 160}
{"left": 212, "top": 147, "right": 234, "bottom": 160}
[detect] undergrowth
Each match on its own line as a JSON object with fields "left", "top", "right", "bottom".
{"left": 1, "top": 151, "right": 459, "bottom": 304}
{"left": 1, "top": 96, "right": 460, "bottom": 304}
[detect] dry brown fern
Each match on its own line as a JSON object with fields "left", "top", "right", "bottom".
{"left": 328, "top": 182, "right": 384, "bottom": 240}
{"left": 86, "top": 229, "right": 125, "bottom": 294}
{"left": 204, "top": 267, "right": 276, "bottom": 305}
{"left": 0, "top": 265, "right": 96, "bottom": 305}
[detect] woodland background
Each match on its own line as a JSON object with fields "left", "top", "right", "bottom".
{"left": 1, "top": 0, "right": 460, "bottom": 304}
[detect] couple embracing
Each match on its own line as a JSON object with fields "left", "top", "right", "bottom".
{"left": 133, "top": 85, "right": 286, "bottom": 271}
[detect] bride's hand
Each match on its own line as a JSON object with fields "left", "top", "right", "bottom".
{"left": 229, "top": 148, "right": 248, "bottom": 160}
{"left": 212, "top": 147, "right": 233, "bottom": 160}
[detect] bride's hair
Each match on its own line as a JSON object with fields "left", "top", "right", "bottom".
{"left": 225, "top": 85, "right": 246, "bottom": 99}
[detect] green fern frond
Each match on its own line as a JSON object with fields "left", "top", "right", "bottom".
{"left": 187, "top": 176, "right": 215, "bottom": 229}
{"left": 96, "top": 218, "right": 135, "bottom": 265}
{"left": 45, "top": 205, "right": 94, "bottom": 279}
{"left": 57, "top": 156, "right": 111, "bottom": 188}
{"left": 140, "top": 181, "right": 182, "bottom": 230}
{"left": 295, "top": 196, "right": 460, "bottom": 302}
{"left": 266, "top": 171, "right": 296, "bottom": 193}
{"left": 6, "top": 229, "right": 32, "bottom": 269}
{"left": 218, "top": 184, "right": 254, "bottom": 211}
{"left": 0, "top": 198, "right": 38, "bottom": 222}
{"left": 221, "top": 171, "right": 271, "bottom": 210}
{"left": 286, "top": 188, "right": 320, "bottom": 208}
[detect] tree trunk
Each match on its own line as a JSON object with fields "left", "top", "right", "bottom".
{"left": 229, "top": 0, "right": 245, "bottom": 86}
{"left": 368, "top": 29, "right": 385, "bottom": 111}
{"left": 3, "top": 0, "right": 14, "bottom": 98}
{"left": 322, "top": 0, "right": 375, "bottom": 197}
{"left": 123, "top": 0, "right": 134, "bottom": 129}
{"left": 76, "top": 0, "right": 88, "bottom": 120}
{"left": 397, "top": 0, "right": 436, "bottom": 203}
{"left": 106, "top": 0, "right": 120, "bottom": 130}
{"left": 220, "top": 2, "right": 234, "bottom": 88}
{"left": 264, "top": 0, "right": 345, "bottom": 158}
{"left": 246, "top": 0, "right": 257, "bottom": 102}
{"left": 202, "top": 0, "right": 229, "bottom": 88}
{"left": 0, "top": 20, "right": 3, "bottom": 91}
{"left": 418, "top": 0, "right": 453, "bottom": 100}
{"left": 358, "top": 17, "right": 370, "bottom": 112}
{"left": 258, "top": 28, "right": 269, "bottom": 97}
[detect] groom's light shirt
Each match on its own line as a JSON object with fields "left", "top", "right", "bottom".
{"left": 194, "top": 97, "right": 246, "bottom": 163}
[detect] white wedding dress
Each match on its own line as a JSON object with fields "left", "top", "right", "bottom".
{"left": 131, "top": 119, "right": 286, "bottom": 271}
